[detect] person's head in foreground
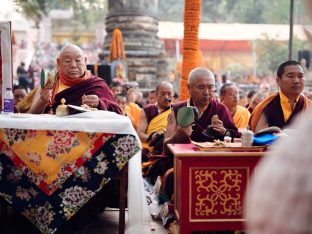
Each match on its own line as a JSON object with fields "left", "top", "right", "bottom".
{"left": 245, "top": 108, "right": 312, "bottom": 234}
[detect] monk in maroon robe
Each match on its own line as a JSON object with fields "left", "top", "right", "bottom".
{"left": 25, "top": 44, "right": 121, "bottom": 115}
{"left": 146, "top": 67, "right": 240, "bottom": 183}
{"left": 51, "top": 73, "right": 121, "bottom": 115}
{"left": 137, "top": 81, "right": 174, "bottom": 161}
{"left": 250, "top": 60, "right": 311, "bottom": 132}
{"left": 164, "top": 67, "right": 240, "bottom": 149}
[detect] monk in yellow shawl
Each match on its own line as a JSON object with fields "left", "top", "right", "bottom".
{"left": 137, "top": 81, "right": 174, "bottom": 161}
{"left": 250, "top": 60, "right": 311, "bottom": 133}
{"left": 220, "top": 83, "right": 250, "bottom": 130}
{"left": 125, "top": 88, "right": 141, "bottom": 128}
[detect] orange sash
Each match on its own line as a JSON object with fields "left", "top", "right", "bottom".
{"left": 250, "top": 92, "right": 311, "bottom": 132}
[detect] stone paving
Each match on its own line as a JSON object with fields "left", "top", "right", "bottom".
{"left": 1, "top": 207, "right": 168, "bottom": 234}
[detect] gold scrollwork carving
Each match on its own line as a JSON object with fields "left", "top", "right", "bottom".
{"left": 194, "top": 169, "right": 243, "bottom": 216}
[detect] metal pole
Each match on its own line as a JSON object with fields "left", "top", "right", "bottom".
{"left": 289, "top": 0, "right": 295, "bottom": 60}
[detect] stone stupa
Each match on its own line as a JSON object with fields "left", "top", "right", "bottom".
{"left": 103, "top": 0, "right": 167, "bottom": 88}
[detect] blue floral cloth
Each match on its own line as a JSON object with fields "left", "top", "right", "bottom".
{"left": 0, "top": 133, "right": 140, "bottom": 234}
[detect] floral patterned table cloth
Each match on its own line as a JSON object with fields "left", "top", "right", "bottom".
{"left": 0, "top": 112, "right": 144, "bottom": 234}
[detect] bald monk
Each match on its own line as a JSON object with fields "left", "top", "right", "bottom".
{"left": 220, "top": 83, "right": 250, "bottom": 129}
{"left": 137, "top": 81, "right": 174, "bottom": 159}
{"left": 19, "top": 44, "right": 121, "bottom": 115}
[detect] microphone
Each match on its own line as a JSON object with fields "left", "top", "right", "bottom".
{"left": 164, "top": 98, "right": 172, "bottom": 102}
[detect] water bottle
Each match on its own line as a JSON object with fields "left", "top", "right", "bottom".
{"left": 3, "top": 87, "right": 14, "bottom": 114}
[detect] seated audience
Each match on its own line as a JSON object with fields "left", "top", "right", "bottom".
{"left": 110, "top": 82, "right": 123, "bottom": 97}
{"left": 13, "top": 85, "right": 28, "bottom": 113}
{"left": 115, "top": 93, "right": 137, "bottom": 129}
{"left": 125, "top": 88, "right": 142, "bottom": 128}
{"left": 245, "top": 90, "right": 257, "bottom": 109}
{"left": 147, "top": 90, "right": 157, "bottom": 105}
{"left": 247, "top": 92, "right": 265, "bottom": 113}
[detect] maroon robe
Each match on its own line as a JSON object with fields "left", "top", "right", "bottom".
{"left": 48, "top": 75, "right": 122, "bottom": 115}
{"left": 143, "top": 104, "right": 159, "bottom": 124}
{"left": 173, "top": 99, "right": 241, "bottom": 142}
{"left": 263, "top": 94, "right": 305, "bottom": 129}
{"left": 143, "top": 104, "right": 171, "bottom": 124}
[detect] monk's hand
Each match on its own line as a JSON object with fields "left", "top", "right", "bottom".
{"left": 211, "top": 115, "right": 227, "bottom": 136}
{"left": 40, "top": 86, "right": 52, "bottom": 104}
{"left": 150, "top": 131, "right": 162, "bottom": 142}
{"left": 82, "top": 94, "right": 99, "bottom": 108}
{"left": 177, "top": 124, "right": 193, "bottom": 138}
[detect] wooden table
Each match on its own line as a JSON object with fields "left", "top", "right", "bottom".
{"left": 167, "top": 143, "right": 265, "bottom": 234}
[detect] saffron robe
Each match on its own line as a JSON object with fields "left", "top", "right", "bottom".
{"left": 233, "top": 105, "right": 251, "bottom": 129}
{"left": 172, "top": 99, "right": 241, "bottom": 142}
{"left": 142, "top": 104, "right": 171, "bottom": 152}
{"left": 250, "top": 92, "right": 311, "bottom": 132}
{"left": 125, "top": 102, "right": 141, "bottom": 128}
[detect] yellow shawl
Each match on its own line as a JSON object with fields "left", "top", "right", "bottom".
{"left": 233, "top": 105, "right": 251, "bottom": 129}
{"left": 249, "top": 92, "right": 311, "bottom": 132}
{"left": 142, "top": 108, "right": 171, "bottom": 152}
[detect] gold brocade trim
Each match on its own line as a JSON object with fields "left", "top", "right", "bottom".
{"left": 190, "top": 167, "right": 249, "bottom": 221}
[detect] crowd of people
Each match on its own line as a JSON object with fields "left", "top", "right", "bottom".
{"left": 12, "top": 43, "right": 312, "bottom": 233}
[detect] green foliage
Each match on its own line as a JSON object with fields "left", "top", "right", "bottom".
{"left": 14, "top": 0, "right": 107, "bottom": 28}
{"left": 230, "top": 0, "right": 266, "bottom": 23}
{"left": 15, "top": 0, "right": 306, "bottom": 26}
{"left": 255, "top": 35, "right": 308, "bottom": 74}
{"left": 13, "top": 0, "right": 51, "bottom": 27}
{"left": 256, "top": 36, "right": 288, "bottom": 74}
{"left": 158, "top": 0, "right": 184, "bottom": 21}
{"left": 159, "top": 0, "right": 305, "bottom": 24}
{"left": 14, "top": 0, "right": 309, "bottom": 75}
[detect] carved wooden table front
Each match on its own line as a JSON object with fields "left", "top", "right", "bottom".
{"left": 168, "top": 143, "right": 264, "bottom": 234}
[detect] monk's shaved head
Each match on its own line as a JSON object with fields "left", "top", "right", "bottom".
{"left": 156, "top": 81, "right": 174, "bottom": 93}
{"left": 188, "top": 67, "right": 215, "bottom": 85}
{"left": 59, "top": 44, "right": 84, "bottom": 58}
